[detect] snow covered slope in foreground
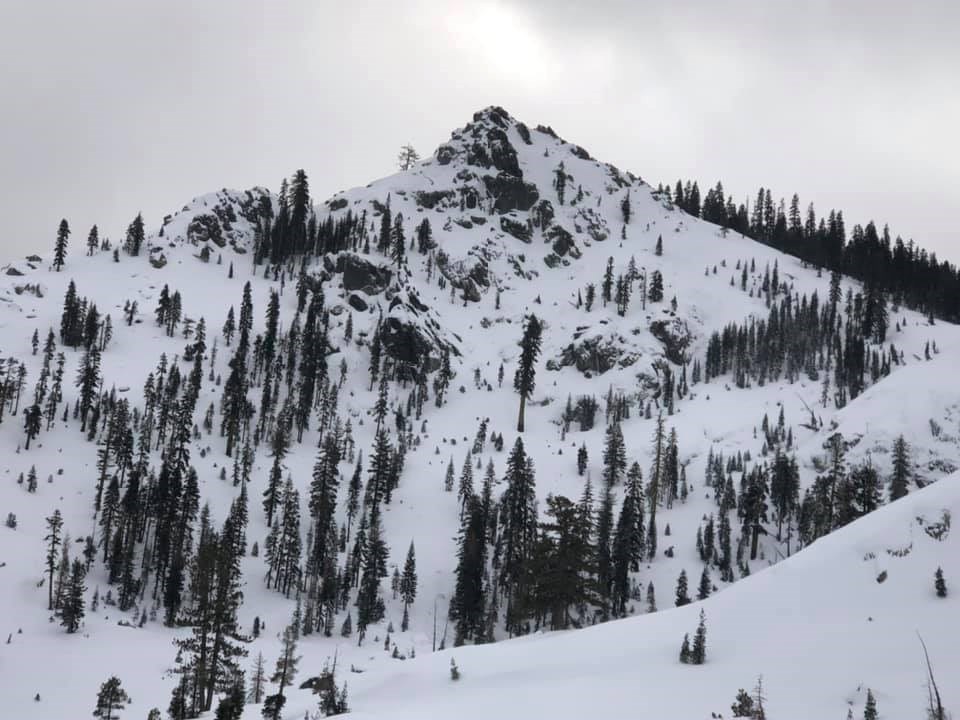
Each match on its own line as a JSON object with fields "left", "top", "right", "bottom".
{"left": 349, "top": 475, "right": 960, "bottom": 720}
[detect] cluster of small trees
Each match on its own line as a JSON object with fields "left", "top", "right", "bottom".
{"left": 579, "top": 253, "right": 665, "bottom": 317}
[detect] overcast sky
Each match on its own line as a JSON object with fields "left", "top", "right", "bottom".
{"left": 1, "top": 0, "right": 957, "bottom": 265}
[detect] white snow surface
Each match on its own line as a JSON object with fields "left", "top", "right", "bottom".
{"left": 1, "top": 106, "right": 958, "bottom": 719}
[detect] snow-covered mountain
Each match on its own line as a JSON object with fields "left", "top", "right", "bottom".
{"left": 1, "top": 106, "right": 958, "bottom": 720}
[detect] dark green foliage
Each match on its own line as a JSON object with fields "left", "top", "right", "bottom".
{"left": 400, "top": 541, "right": 417, "bottom": 630}
{"left": 679, "top": 633, "right": 691, "bottom": 664}
{"left": 697, "top": 566, "right": 711, "bottom": 600}
{"left": 890, "top": 435, "right": 911, "bottom": 501}
{"left": 513, "top": 314, "right": 543, "bottom": 432}
{"left": 864, "top": 688, "right": 877, "bottom": 720}
{"left": 59, "top": 558, "right": 86, "bottom": 633}
{"left": 648, "top": 270, "right": 664, "bottom": 303}
{"left": 690, "top": 609, "right": 707, "bottom": 664}
{"left": 93, "top": 676, "right": 130, "bottom": 720}
{"left": 675, "top": 569, "right": 691, "bottom": 607}
{"left": 935, "top": 567, "right": 947, "bottom": 598}
{"left": 529, "top": 494, "right": 596, "bottom": 630}
{"left": 124, "top": 213, "right": 145, "bottom": 256}
{"left": 54, "top": 219, "right": 70, "bottom": 271}
{"left": 500, "top": 438, "right": 538, "bottom": 634}
{"left": 731, "top": 688, "right": 754, "bottom": 717}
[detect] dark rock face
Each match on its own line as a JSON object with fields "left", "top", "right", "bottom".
{"left": 483, "top": 173, "right": 539, "bottom": 214}
{"left": 500, "top": 216, "right": 532, "bottom": 244}
{"left": 532, "top": 199, "right": 554, "bottom": 230}
{"left": 327, "top": 197, "right": 348, "bottom": 211}
{"left": 25, "top": 255, "right": 42, "bottom": 263}
{"left": 549, "top": 334, "right": 640, "bottom": 375}
{"left": 649, "top": 317, "right": 693, "bottom": 365}
{"left": 416, "top": 190, "right": 455, "bottom": 209}
{"left": 5, "top": 267, "right": 24, "bottom": 276}
{"left": 570, "top": 145, "right": 593, "bottom": 161}
{"left": 187, "top": 213, "right": 225, "bottom": 247}
{"left": 485, "top": 128, "right": 521, "bottom": 177}
{"left": 348, "top": 293, "right": 369, "bottom": 312}
{"left": 381, "top": 316, "right": 434, "bottom": 368}
{"left": 336, "top": 253, "right": 393, "bottom": 294}
{"left": 436, "top": 144, "right": 456, "bottom": 165}
{"left": 547, "top": 225, "right": 579, "bottom": 258}
{"left": 435, "top": 251, "right": 489, "bottom": 303}
{"left": 516, "top": 122, "right": 532, "bottom": 145}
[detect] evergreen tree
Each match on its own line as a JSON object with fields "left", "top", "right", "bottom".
{"left": 44, "top": 509, "right": 64, "bottom": 609}
{"left": 263, "top": 602, "right": 300, "bottom": 719}
{"left": 697, "top": 566, "right": 711, "bottom": 600}
{"left": 690, "top": 609, "right": 707, "bottom": 664}
{"left": 648, "top": 270, "right": 664, "bottom": 303}
{"left": 124, "top": 213, "right": 145, "bottom": 256}
{"left": 247, "top": 652, "right": 267, "bottom": 704}
{"left": 500, "top": 438, "right": 538, "bottom": 634}
{"left": 601, "top": 258, "right": 614, "bottom": 306}
{"left": 513, "top": 314, "right": 543, "bottom": 432}
{"left": 93, "top": 677, "right": 130, "bottom": 720}
{"left": 87, "top": 225, "right": 99, "bottom": 256}
{"left": 620, "top": 191, "right": 631, "bottom": 224}
{"left": 601, "top": 421, "right": 627, "bottom": 489}
{"left": 397, "top": 144, "right": 420, "bottom": 171}
{"left": 675, "top": 569, "right": 691, "bottom": 607}
{"left": 59, "top": 558, "right": 86, "bottom": 633}
{"left": 935, "top": 567, "right": 947, "bottom": 598}
{"left": 889, "top": 435, "right": 911, "bottom": 501}
{"left": 400, "top": 540, "right": 417, "bottom": 631}
{"left": 864, "top": 688, "right": 877, "bottom": 720}
{"left": 54, "top": 218, "right": 70, "bottom": 271}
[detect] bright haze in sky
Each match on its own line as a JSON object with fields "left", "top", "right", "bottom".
{"left": 1, "top": 0, "right": 957, "bottom": 264}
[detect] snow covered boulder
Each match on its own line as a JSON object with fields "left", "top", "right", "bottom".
{"left": 336, "top": 253, "right": 393, "bottom": 295}
{"left": 649, "top": 317, "right": 693, "bottom": 365}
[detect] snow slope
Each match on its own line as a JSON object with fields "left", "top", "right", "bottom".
{"left": 1, "top": 105, "right": 958, "bottom": 719}
{"left": 345, "top": 474, "right": 960, "bottom": 720}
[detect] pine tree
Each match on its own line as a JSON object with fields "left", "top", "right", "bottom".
{"left": 697, "top": 566, "right": 711, "bottom": 600}
{"left": 87, "top": 225, "right": 99, "bottom": 256}
{"left": 889, "top": 435, "right": 911, "bottom": 501}
{"left": 264, "top": 603, "right": 301, "bottom": 719}
{"left": 864, "top": 688, "right": 877, "bottom": 720}
{"left": 53, "top": 219, "right": 70, "bottom": 271}
{"left": 601, "top": 421, "right": 627, "bottom": 489}
{"left": 500, "top": 438, "right": 538, "bottom": 634}
{"left": 513, "top": 314, "right": 543, "bottom": 432}
{"left": 93, "top": 677, "right": 130, "bottom": 720}
{"left": 125, "top": 213, "right": 145, "bottom": 256}
{"left": 247, "top": 653, "right": 267, "bottom": 704}
{"left": 679, "top": 633, "right": 691, "bottom": 664}
{"left": 59, "top": 558, "right": 86, "bottom": 633}
{"left": 601, "top": 257, "right": 614, "bottom": 306}
{"left": 675, "top": 569, "right": 691, "bottom": 606}
{"left": 400, "top": 541, "right": 417, "bottom": 630}
{"left": 397, "top": 144, "right": 420, "bottom": 171}
{"left": 655, "top": 234, "right": 663, "bottom": 256}
{"left": 935, "top": 567, "right": 947, "bottom": 598}
{"left": 690, "top": 609, "right": 707, "bottom": 664}
{"left": 648, "top": 270, "right": 664, "bottom": 303}
{"left": 44, "top": 509, "right": 64, "bottom": 609}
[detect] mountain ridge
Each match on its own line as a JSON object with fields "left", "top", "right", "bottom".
{"left": 1, "top": 105, "right": 958, "bottom": 719}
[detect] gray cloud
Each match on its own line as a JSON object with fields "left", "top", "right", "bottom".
{"left": 1, "top": 0, "right": 957, "bottom": 265}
